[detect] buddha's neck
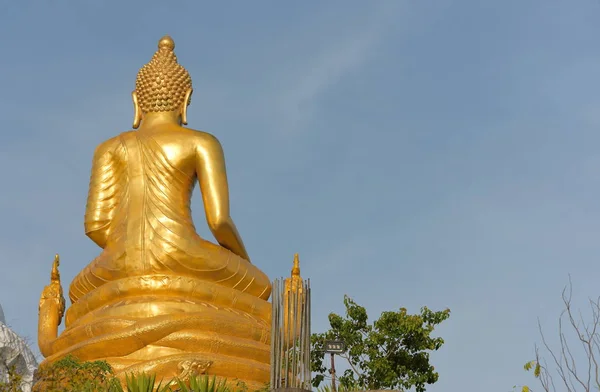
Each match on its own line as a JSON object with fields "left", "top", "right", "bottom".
{"left": 139, "top": 112, "right": 181, "bottom": 129}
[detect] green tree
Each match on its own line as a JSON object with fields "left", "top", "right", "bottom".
{"left": 311, "top": 295, "right": 450, "bottom": 392}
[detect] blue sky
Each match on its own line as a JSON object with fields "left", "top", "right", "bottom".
{"left": 1, "top": 1, "right": 600, "bottom": 390}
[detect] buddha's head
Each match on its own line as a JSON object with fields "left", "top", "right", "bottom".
{"left": 132, "top": 35, "right": 193, "bottom": 128}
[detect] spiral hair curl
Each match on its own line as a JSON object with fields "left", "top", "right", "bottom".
{"left": 134, "top": 36, "right": 192, "bottom": 113}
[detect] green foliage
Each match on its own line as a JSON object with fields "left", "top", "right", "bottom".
{"left": 311, "top": 295, "right": 450, "bottom": 392}
{"left": 523, "top": 360, "right": 540, "bottom": 378}
{"left": 34, "top": 355, "right": 121, "bottom": 391}
{"left": 516, "top": 360, "right": 545, "bottom": 392}
{"left": 0, "top": 365, "right": 24, "bottom": 392}
{"left": 316, "top": 383, "right": 358, "bottom": 392}
{"left": 124, "top": 372, "right": 170, "bottom": 392}
{"left": 20, "top": 355, "right": 253, "bottom": 392}
{"left": 176, "top": 375, "right": 231, "bottom": 392}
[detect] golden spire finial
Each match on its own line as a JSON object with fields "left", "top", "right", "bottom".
{"left": 291, "top": 253, "right": 301, "bottom": 277}
{"left": 50, "top": 254, "right": 60, "bottom": 282}
{"left": 134, "top": 35, "right": 192, "bottom": 114}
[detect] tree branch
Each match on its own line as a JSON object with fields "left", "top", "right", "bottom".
{"left": 340, "top": 353, "right": 362, "bottom": 379}
{"left": 532, "top": 276, "right": 600, "bottom": 392}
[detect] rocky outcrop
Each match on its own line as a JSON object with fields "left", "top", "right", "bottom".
{"left": 0, "top": 304, "right": 38, "bottom": 392}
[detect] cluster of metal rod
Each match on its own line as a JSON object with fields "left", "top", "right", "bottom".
{"left": 270, "top": 278, "right": 311, "bottom": 390}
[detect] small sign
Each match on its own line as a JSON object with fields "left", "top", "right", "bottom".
{"left": 324, "top": 340, "right": 346, "bottom": 353}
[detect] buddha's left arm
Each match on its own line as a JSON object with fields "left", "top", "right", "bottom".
{"left": 84, "top": 140, "right": 121, "bottom": 248}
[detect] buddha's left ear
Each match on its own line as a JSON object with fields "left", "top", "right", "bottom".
{"left": 181, "top": 88, "right": 193, "bottom": 126}
{"left": 132, "top": 91, "right": 142, "bottom": 129}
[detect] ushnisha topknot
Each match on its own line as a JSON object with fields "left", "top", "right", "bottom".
{"left": 134, "top": 35, "right": 192, "bottom": 113}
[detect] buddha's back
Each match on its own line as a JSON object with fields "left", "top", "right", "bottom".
{"left": 70, "top": 127, "right": 270, "bottom": 305}
{"left": 103, "top": 128, "right": 200, "bottom": 265}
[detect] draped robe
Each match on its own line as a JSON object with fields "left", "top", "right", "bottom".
{"left": 40, "top": 130, "right": 272, "bottom": 389}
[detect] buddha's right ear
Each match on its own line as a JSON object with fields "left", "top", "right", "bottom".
{"left": 132, "top": 91, "right": 142, "bottom": 129}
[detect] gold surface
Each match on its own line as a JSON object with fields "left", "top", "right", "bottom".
{"left": 37, "top": 35, "right": 272, "bottom": 390}
{"left": 283, "top": 254, "right": 304, "bottom": 345}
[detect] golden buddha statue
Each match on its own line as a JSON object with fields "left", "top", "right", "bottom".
{"left": 37, "top": 35, "right": 272, "bottom": 390}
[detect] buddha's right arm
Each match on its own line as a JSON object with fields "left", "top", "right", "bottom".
{"left": 84, "top": 141, "right": 121, "bottom": 249}
{"left": 196, "top": 135, "right": 251, "bottom": 262}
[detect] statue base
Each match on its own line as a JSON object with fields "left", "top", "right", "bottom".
{"left": 39, "top": 274, "right": 272, "bottom": 391}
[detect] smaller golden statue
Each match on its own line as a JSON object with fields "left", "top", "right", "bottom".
{"left": 38, "top": 254, "right": 65, "bottom": 356}
{"left": 283, "top": 254, "right": 305, "bottom": 344}
{"left": 285, "top": 253, "right": 302, "bottom": 291}
{"left": 37, "top": 36, "right": 272, "bottom": 390}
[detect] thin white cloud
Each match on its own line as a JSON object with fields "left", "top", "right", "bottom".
{"left": 277, "top": 33, "right": 381, "bottom": 134}
{"left": 270, "top": 1, "right": 403, "bottom": 136}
